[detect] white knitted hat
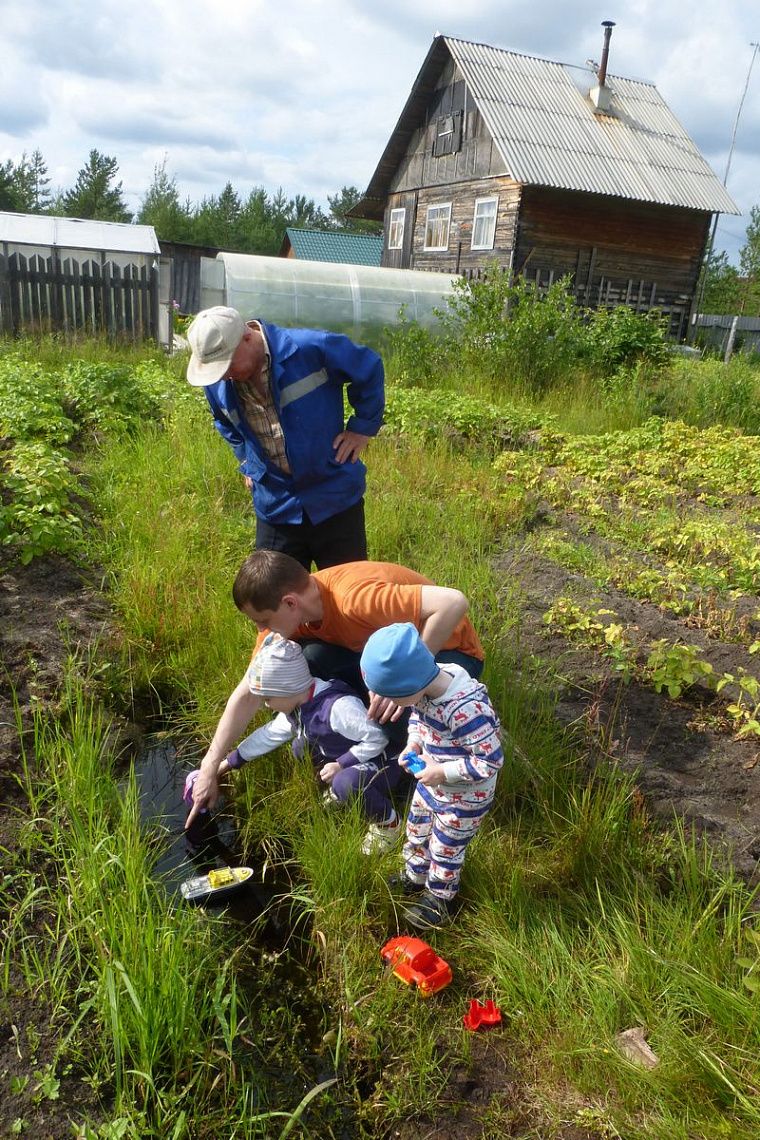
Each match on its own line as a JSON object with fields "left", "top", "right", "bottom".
{"left": 247, "top": 633, "right": 313, "bottom": 697}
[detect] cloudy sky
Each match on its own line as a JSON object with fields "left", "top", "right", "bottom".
{"left": 1, "top": 0, "right": 758, "bottom": 262}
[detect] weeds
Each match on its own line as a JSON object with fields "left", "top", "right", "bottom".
{"left": 4, "top": 327, "right": 760, "bottom": 1137}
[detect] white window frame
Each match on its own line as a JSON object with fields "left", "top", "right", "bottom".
{"left": 388, "top": 208, "right": 405, "bottom": 250}
{"left": 424, "top": 203, "right": 452, "bottom": 252}
{"left": 471, "top": 196, "right": 499, "bottom": 251}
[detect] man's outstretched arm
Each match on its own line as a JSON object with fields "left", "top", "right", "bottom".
{"left": 185, "top": 674, "right": 263, "bottom": 827}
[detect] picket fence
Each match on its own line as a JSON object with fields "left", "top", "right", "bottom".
{"left": 0, "top": 251, "right": 160, "bottom": 341}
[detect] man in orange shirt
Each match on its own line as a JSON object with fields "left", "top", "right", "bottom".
{"left": 186, "top": 550, "right": 484, "bottom": 827}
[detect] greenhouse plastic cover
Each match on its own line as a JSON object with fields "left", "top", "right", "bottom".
{"left": 201, "top": 253, "right": 458, "bottom": 336}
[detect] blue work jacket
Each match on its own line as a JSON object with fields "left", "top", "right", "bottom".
{"left": 202, "top": 320, "right": 384, "bottom": 525}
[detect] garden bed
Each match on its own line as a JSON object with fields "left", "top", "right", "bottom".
{"left": 500, "top": 542, "right": 760, "bottom": 882}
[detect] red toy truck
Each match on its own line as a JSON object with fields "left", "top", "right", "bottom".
{"left": 380, "top": 936, "right": 452, "bottom": 997}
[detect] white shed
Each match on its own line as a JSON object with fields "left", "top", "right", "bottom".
{"left": 0, "top": 211, "right": 170, "bottom": 345}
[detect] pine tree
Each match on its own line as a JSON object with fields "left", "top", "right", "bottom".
{"left": 0, "top": 153, "right": 49, "bottom": 212}
{"left": 0, "top": 159, "right": 22, "bottom": 211}
{"left": 63, "top": 150, "right": 131, "bottom": 222}
{"left": 137, "top": 157, "right": 192, "bottom": 241}
{"left": 27, "top": 150, "right": 52, "bottom": 212}
{"left": 237, "top": 187, "right": 280, "bottom": 254}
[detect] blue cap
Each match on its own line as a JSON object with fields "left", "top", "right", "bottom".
{"left": 360, "top": 623, "right": 440, "bottom": 698}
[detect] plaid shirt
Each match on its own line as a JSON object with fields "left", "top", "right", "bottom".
{"left": 235, "top": 326, "right": 291, "bottom": 474}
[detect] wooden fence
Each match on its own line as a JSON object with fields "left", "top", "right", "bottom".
{"left": 463, "top": 263, "right": 691, "bottom": 340}
{"left": 0, "top": 251, "right": 160, "bottom": 341}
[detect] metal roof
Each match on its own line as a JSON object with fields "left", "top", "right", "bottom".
{"left": 0, "top": 211, "right": 161, "bottom": 254}
{"left": 281, "top": 227, "right": 383, "bottom": 265}
{"left": 359, "top": 36, "right": 739, "bottom": 216}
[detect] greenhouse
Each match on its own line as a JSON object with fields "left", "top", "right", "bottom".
{"left": 199, "top": 251, "right": 458, "bottom": 337}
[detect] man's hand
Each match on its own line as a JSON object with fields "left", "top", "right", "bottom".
{"left": 367, "top": 691, "right": 405, "bottom": 724}
{"left": 184, "top": 768, "right": 220, "bottom": 829}
{"left": 319, "top": 761, "right": 341, "bottom": 783}
{"left": 333, "top": 430, "right": 370, "bottom": 464}
{"left": 243, "top": 475, "right": 253, "bottom": 490}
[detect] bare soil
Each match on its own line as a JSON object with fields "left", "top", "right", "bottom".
{"left": 2, "top": 533, "right": 759, "bottom": 1136}
{"left": 0, "top": 553, "right": 112, "bottom": 1138}
{"left": 497, "top": 530, "right": 760, "bottom": 885}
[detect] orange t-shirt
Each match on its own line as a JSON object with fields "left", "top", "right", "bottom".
{"left": 254, "top": 561, "right": 484, "bottom": 660}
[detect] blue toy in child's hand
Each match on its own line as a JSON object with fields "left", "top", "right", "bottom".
{"left": 402, "top": 750, "right": 425, "bottom": 775}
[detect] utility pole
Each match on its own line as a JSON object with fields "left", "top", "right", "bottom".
{"left": 691, "top": 41, "right": 760, "bottom": 342}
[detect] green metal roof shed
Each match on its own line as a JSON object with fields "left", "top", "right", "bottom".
{"left": 279, "top": 227, "right": 383, "bottom": 266}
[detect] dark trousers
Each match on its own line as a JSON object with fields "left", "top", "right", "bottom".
{"left": 301, "top": 641, "right": 484, "bottom": 749}
{"left": 255, "top": 498, "right": 367, "bottom": 570}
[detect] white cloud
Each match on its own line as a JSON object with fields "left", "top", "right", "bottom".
{"left": 0, "top": 0, "right": 757, "bottom": 261}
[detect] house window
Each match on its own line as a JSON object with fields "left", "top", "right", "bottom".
{"left": 471, "top": 196, "right": 499, "bottom": 250}
{"left": 424, "top": 204, "right": 452, "bottom": 251}
{"left": 388, "top": 208, "right": 405, "bottom": 250}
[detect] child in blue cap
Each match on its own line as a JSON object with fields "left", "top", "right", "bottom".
{"left": 360, "top": 622, "right": 503, "bottom": 928}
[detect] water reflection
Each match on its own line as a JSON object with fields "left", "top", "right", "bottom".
{"left": 132, "top": 738, "right": 284, "bottom": 927}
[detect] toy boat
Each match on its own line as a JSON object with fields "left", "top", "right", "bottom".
{"left": 180, "top": 866, "right": 254, "bottom": 905}
{"left": 380, "top": 936, "right": 452, "bottom": 997}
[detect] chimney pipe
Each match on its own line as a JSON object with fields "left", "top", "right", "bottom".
{"left": 597, "top": 20, "right": 616, "bottom": 87}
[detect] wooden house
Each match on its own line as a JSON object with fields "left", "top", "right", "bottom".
{"left": 353, "top": 29, "right": 739, "bottom": 337}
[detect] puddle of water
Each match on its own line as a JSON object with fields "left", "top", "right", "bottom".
{"left": 132, "top": 738, "right": 284, "bottom": 925}
{"left": 131, "top": 737, "right": 372, "bottom": 1136}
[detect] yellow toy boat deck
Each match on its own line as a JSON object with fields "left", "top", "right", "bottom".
{"left": 180, "top": 866, "right": 253, "bottom": 905}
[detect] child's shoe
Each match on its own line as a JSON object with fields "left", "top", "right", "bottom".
{"left": 402, "top": 890, "right": 456, "bottom": 930}
{"left": 361, "top": 816, "right": 402, "bottom": 855}
{"left": 387, "top": 871, "right": 425, "bottom": 896}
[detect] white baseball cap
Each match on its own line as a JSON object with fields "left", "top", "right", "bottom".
{"left": 186, "top": 306, "right": 246, "bottom": 386}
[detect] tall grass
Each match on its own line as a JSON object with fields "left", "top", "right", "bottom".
{"left": 3, "top": 673, "right": 354, "bottom": 1137}
{"left": 6, "top": 327, "right": 760, "bottom": 1135}
{"left": 80, "top": 387, "right": 760, "bottom": 1135}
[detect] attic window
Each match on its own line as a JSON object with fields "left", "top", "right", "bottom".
{"left": 432, "top": 110, "right": 463, "bottom": 157}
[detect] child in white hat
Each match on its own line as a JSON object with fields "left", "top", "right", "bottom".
{"left": 184, "top": 633, "right": 404, "bottom": 854}
{"left": 360, "top": 623, "right": 503, "bottom": 928}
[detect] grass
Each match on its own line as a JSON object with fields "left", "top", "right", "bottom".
{"left": 80, "top": 395, "right": 760, "bottom": 1136}
{"left": 3, "top": 330, "right": 760, "bottom": 1136}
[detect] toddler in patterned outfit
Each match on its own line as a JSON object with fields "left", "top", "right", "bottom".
{"left": 360, "top": 622, "right": 503, "bottom": 928}
{"left": 184, "top": 633, "right": 404, "bottom": 855}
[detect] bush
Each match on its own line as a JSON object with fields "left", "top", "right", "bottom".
{"left": 382, "top": 309, "right": 443, "bottom": 389}
{"left": 584, "top": 305, "right": 670, "bottom": 374}
{"left": 438, "top": 267, "right": 586, "bottom": 395}
{"left": 385, "top": 268, "right": 674, "bottom": 403}
{"left": 383, "top": 385, "right": 551, "bottom": 452}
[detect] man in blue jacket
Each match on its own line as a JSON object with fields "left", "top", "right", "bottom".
{"left": 186, "top": 306, "right": 384, "bottom": 569}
